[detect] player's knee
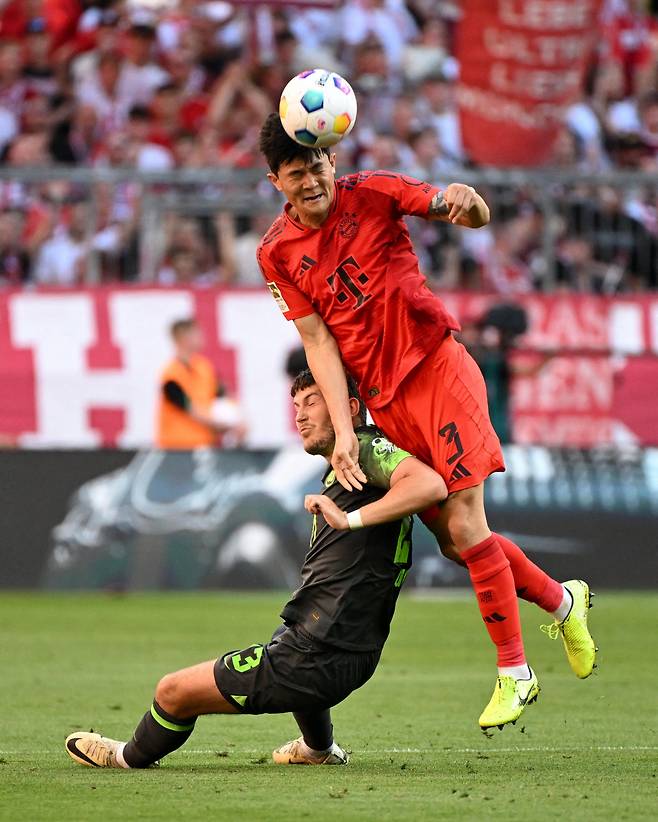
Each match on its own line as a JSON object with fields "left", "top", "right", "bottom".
{"left": 445, "top": 492, "right": 489, "bottom": 551}
{"left": 439, "top": 541, "right": 466, "bottom": 566}
{"left": 450, "top": 520, "right": 485, "bottom": 552}
{"left": 155, "top": 672, "right": 185, "bottom": 715}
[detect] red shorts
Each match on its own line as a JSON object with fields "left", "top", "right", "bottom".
{"left": 370, "top": 334, "right": 505, "bottom": 496}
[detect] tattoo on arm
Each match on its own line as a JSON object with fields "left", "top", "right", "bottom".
{"left": 428, "top": 192, "right": 450, "bottom": 217}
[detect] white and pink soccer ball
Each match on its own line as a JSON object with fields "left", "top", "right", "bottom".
{"left": 279, "top": 69, "right": 358, "bottom": 148}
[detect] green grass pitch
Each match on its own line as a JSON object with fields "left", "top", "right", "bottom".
{"left": 1, "top": 591, "right": 656, "bottom": 820}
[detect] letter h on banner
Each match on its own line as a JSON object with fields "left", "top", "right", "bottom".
{"left": 10, "top": 292, "right": 193, "bottom": 447}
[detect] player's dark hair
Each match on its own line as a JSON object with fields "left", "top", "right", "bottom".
{"left": 259, "top": 112, "right": 330, "bottom": 174}
{"left": 291, "top": 368, "right": 367, "bottom": 425}
{"left": 170, "top": 317, "right": 197, "bottom": 340}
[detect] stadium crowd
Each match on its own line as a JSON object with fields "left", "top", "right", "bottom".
{"left": 0, "top": 0, "right": 658, "bottom": 291}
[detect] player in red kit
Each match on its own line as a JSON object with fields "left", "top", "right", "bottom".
{"left": 257, "top": 114, "right": 597, "bottom": 730}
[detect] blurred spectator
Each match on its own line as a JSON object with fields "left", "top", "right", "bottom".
{"left": 158, "top": 246, "right": 209, "bottom": 285}
{"left": 157, "top": 214, "right": 236, "bottom": 285}
{"left": 402, "top": 15, "right": 457, "bottom": 84}
{"left": 49, "top": 104, "right": 98, "bottom": 165}
{"left": 70, "top": 10, "right": 122, "bottom": 89}
{"left": 638, "top": 89, "right": 658, "bottom": 161}
{"left": 0, "top": 210, "right": 30, "bottom": 285}
{"left": 407, "top": 127, "right": 456, "bottom": 178}
{"left": 223, "top": 212, "right": 278, "bottom": 286}
{"left": 458, "top": 305, "right": 552, "bottom": 443}
{"left": 22, "top": 18, "right": 58, "bottom": 98}
{"left": 0, "top": 40, "right": 26, "bottom": 112}
{"left": 122, "top": 23, "right": 170, "bottom": 105}
{"left": 285, "top": 346, "right": 308, "bottom": 381}
{"left": 602, "top": 0, "right": 658, "bottom": 96}
{"left": 480, "top": 217, "right": 539, "bottom": 295}
{"left": 76, "top": 51, "right": 133, "bottom": 131}
{"left": 157, "top": 317, "right": 246, "bottom": 449}
{"left": 32, "top": 201, "right": 89, "bottom": 285}
{"left": 340, "top": 0, "right": 418, "bottom": 68}
{"left": 0, "top": 104, "right": 18, "bottom": 153}
{"left": 415, "top": 72, "right": 463, "bottom": 162}
{"left": 126, "top": 104, "right": 174, "bottom": 171}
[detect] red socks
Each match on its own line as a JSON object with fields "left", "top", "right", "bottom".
{"left": 462, "top": 533, "right": 564, "bottom": 666}
{"left": 493, "top": 532, "right": 563, "bottom": 613}
{"left": 461, "top": 534, "right": 526, "bottom": 667}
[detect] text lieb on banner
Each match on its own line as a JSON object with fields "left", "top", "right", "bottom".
{"left": 457, "top": 0, "right": 602, "bottom": 166}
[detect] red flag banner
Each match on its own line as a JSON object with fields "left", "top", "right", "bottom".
{"left": 457, "top": 0, "right": 601, "bottom": 166}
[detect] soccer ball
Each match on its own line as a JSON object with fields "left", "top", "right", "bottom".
{"left": 279, "top": 69, "right": 357, "bottom": 148}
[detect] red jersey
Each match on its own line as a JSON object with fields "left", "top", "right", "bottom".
{"left": 257, "top": 171, "right": 460, "bottom": 409}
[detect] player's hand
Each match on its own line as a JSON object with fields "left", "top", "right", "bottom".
{"left": 304, "top": 494, "right": 349, "bottom": 530}
{"left": 443, "top": 183, "right": 482, "bottom": 225}
{"left": 331, "top": 430, "right": 367, "bottom": 491}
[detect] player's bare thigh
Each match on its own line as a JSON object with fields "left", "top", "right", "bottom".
{"left": 422, "top": 482, "right": 490, "bottom": 557}
{"left": 155, "top": 661, "right": 240, "bottom": 718}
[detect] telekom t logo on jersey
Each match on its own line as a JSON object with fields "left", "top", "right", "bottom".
{"left": 326, "top": 255, "right": 372, "bottom": 310}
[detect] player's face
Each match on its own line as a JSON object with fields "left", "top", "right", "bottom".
{"left": 269, "top": 153, "right": 336, "bottom": 227}
{"left": 293, "top": 385, "right": 335, "bottom": 456}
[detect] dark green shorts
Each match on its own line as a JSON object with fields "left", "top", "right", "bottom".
{"left": 213, "top": 624, "right": 380, "bottom": 714}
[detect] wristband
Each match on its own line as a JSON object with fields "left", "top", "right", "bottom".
{"left": 346, "top": 509, "right": 364, "bottom": 530}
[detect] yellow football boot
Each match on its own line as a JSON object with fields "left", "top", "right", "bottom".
{"left": 541, "top": 580, "right": 597, "bottom": 679}
{"left": 479, "top": 668, "right": 540, "bottom": 731}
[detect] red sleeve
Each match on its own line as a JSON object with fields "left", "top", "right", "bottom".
{"left": 257, "top": 244, "right": 315, "bottom": 321}
{"left": 360, "top": 171, "right": 441, "bottom": 219}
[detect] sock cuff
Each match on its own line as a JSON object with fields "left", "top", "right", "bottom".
{"left": 151, "top": 700, "right": 197, "bottom": 732}
{"left": 461, "top": 534, "right": 510, "bottom": 583}
{"left": 461, "top": 533, "right": 497, "bottom": 562}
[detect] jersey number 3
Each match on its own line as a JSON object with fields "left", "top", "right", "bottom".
{"left": 327, "top": 255, "right": 371, "bottom": 310}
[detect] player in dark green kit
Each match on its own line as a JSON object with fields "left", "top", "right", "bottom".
{"left": 64, "top": 371, "right": 447, "bottom": 769}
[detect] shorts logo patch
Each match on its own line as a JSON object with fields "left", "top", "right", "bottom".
{"left": 266, "top": 281, "right": 289, "bottom": 313}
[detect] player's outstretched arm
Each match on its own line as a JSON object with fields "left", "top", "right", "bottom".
{"left": 305, "top": 457, "right": 447, "bottom": 530}
{"left": 428, "top": 183, "right": 490, "bottom": 228}
{"left": 294, "top": 313, "right": 368, "bottom": 492}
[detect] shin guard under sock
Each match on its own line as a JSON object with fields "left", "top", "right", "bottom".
{"left": 461, "top": 534, "right": 526, "bottom": 668}
{"left": 122, "top": 701, "right": 197, "bottom": 768}
{"left": 493, "top": 532, "right": 563, "bottom": 614}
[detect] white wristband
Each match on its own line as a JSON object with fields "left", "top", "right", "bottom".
{"left": 346, "top": 509, "right": 364, "bottom": 530}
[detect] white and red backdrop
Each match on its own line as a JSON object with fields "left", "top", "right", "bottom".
{"left": 0, "top": 287, "right": 656, "bottom": 448}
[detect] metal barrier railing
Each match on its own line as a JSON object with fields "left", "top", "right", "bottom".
{"left": 2, "top": 166, "right": 657, "bottom": 287}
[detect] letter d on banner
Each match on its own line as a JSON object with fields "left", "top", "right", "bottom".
{"left": 456, "top": 0, "right": 601, "bottom": 166}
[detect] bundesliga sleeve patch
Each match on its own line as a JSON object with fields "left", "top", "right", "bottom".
{"left": 266, "top": 282, "right": 290, "bottom": 314}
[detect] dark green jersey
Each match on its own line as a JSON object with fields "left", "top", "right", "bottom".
{"left": 280, "top": 425, "right": 414, "bottom": 652}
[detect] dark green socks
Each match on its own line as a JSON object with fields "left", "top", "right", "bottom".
{"left": 122, "top": 701, "right": 197, "bottom": 768}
